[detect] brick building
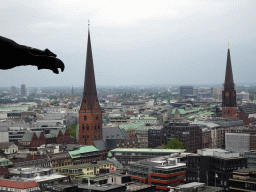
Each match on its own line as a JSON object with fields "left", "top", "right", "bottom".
{"left": 78, "top": 29, "right": 102, "bottom": 145}
{"left": 156, "top": 122, "right": 202, "bottom": 153}
{"left": 19, "top": 128, "right": 72, "bottom": 148}
{"left": 237, "top": 103, "right": 256, "bottom": 125}
{"left": 202, "top": 129, "right": 212, "bottom": 149}
{"left": 10, "top": 154, "right": 51, "bottom": 168}
{"left": 49, "top": 152, "right": 72, "bottom": 172}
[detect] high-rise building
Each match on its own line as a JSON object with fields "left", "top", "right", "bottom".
{"left": 10, "top": 86, "right": 16, "bottom": 97}
{"left": 180, "top": 86, "right": 193, "bottom": 97}
{"left": 21, "top": 83, "right": 26, "bottom": 97}
{"left": 222, "top": 45, "right": 237, "bottom": 118}
{"left": 78, "top": 29, "right": 102, "bottom": 145}
{"left": 71, "top": 85, "right": 74, "bottom": 96}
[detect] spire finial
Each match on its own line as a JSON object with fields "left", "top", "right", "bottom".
{"left": 228, "top": 42, "right": 230, "bottom": 49}
{"left": 88, "top": 19, "right": 90, "bottom": 28}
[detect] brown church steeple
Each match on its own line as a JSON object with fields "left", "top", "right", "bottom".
{"left": 80, "top": 30, "right": 100, "bottom": 112}
{"left": 222, "top": 44, "right": 237, "bottom": 118}
{"left": 224, "top": 44, "right": 234, "bottom": 90}
{"left": 79, "top": 28, "right": 102, "bottom": 145}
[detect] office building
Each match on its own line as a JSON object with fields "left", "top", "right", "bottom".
{"left": 129, "top": 156, "right": 186, "bottom": 191}
{"left": 186, "top": 148, "right": 247, "bottom": 191}
{"left": 180, "top": 86, "right": 193, "bottom": 97}
{"left": 229, "top": 168, "right": 256, "bottom": 191}
{"left": 10, "top": 86, "right": 16, "bottom": 97}
{"left": 21, "top": 83, "right": 26, "bottom": 97}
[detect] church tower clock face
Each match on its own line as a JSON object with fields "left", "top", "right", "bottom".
{"left": 225, "top": 92, "right": 230, "bottom": 97}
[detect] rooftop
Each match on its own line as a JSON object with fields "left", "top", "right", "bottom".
{"left": 197, "top": 148, "right": 240, "bottom": 159}
{"left": 69, "top": 146, "right": 99, "bottom": 158}
{"left": 78, "top": 184, "right": 125, "bottom": 191}
{"left": 111, "top": 148, "right": 186, "bottom": 153}
{"left": 0, "top": 179, "right": 38, "bottom": 189}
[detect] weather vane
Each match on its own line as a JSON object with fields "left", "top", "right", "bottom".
{"left": 88, "top": 19, "right": 90, "bottom": 27}
{"left": 228, "top": 41, "right": 230, "bottom": 49}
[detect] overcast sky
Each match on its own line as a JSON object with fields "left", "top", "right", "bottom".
{"left": 0, "top": 0, "right": 255, "bottom": 88}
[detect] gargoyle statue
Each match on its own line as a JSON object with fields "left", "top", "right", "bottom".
{"left": 0, "top": 36, "right": 64, "bottom": 74}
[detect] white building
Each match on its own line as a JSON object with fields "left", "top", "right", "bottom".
{"left": 0, "top": 142, "right": 18, "bottom": 154}
{"left": 225, "top": 133, "right": 250, "bottom": 155}
{"left": 237, "top": 92, "right": 250, "bottom": 101}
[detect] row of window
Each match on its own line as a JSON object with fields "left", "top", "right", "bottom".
{"left": 83, "top": 115, "right": 99, "bottom": 121}
{"left": 82, "top": 124, "right": 101, "bottom": 131}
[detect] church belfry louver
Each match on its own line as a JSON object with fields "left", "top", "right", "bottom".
{"left": 222, "top": 44, "right": 237, "bottom": 118}
{"left": 78, "top": 29, "right": 102, "bottom": 145}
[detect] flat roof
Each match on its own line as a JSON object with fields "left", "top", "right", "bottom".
{"left": 111, "top": 148, "right": 186, "bottom": 153}
{"left": 26, "top": 173, "right": 68, "bottom": 183}
{"left": 78, "top": 184, "right": 125, "bottom": 191}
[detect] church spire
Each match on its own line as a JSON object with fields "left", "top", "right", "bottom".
{"left": 224, "top": 44, "right": 234, "bottom": 88}
{"left": 81, "top": 28, "right": 99, "bottom": 112}
{"left": 222, "top": 44, "right": 237, "bottom": 118}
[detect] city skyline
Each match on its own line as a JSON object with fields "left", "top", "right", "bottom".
{"left": 0, "top": 0, "right": 255, "bottom": 87}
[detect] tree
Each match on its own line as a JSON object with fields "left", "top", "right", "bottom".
{"left": 162, "top": 138, "right": 187, "bottom": 150}
{"left": 67, "top": 124, "right": 77, "bottom": 140}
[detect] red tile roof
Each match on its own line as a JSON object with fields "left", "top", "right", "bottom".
{"left": 0, "top": 179, "right": 38, "bottom": 189}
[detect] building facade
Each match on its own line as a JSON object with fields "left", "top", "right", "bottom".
{"left": 110, "top": 148, "right": 186, "bottom": 165}
{"left": 21, "top": 83, "right": 26, "bottom": 97}
{"left": 186, "top": 149, "right": 247, "bottom": 191}
{"left": 244, "top": 151, "right": 256, "bottom": 168}
{"left": 180, "top": 86, "right": 193, "bottom": 97}
{"left": 162, "top": 122, "right": 202, "bottom": 153}
{"left": 129, "top": 157, "right": 186, "bottom": 191}
{"left": 229, "top": 168, "right": 256, "bottom": 192}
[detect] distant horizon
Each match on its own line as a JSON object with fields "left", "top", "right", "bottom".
{"left": 0, "top": 82, "right": 255, "bottom": 89}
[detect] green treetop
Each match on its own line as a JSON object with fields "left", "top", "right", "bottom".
{"left": 162, "top": 138, "right": 187, "bottom": 150}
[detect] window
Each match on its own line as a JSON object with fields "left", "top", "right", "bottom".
{"left": 87, "top": 125, "right": 89, "bottom": 130}
{"left": 82, "top": 125, "right": 85, "bottom": 130}
{"left": 84, "top": 115, "right": 87, "bottom": 121}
